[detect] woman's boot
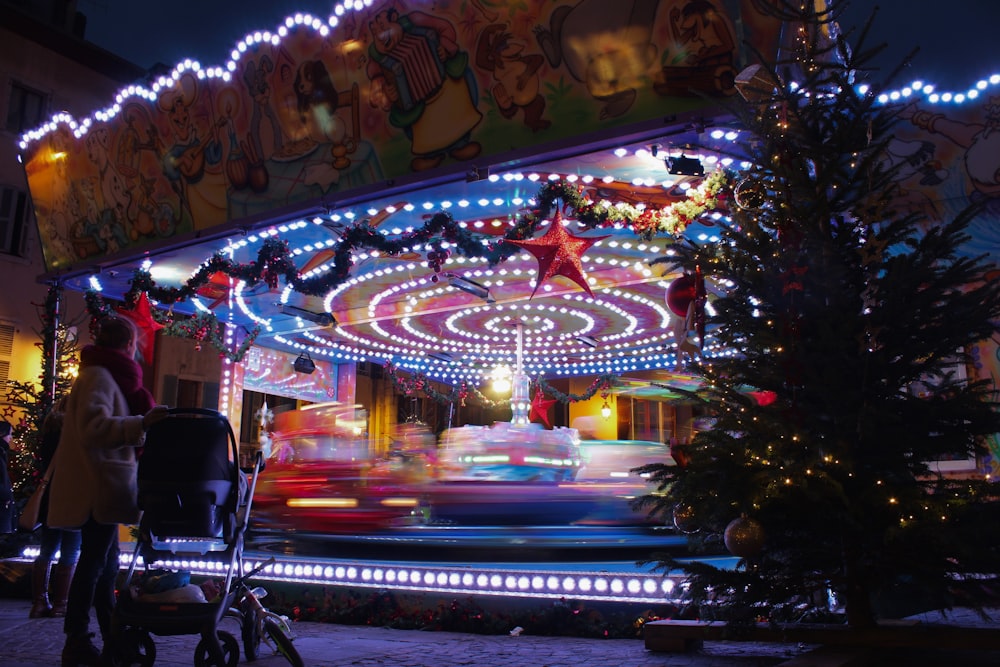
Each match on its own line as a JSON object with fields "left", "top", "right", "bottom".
{"left": 29, "top": 558, "right": 52, "bottom": 618}
{"left": 50, "top": 563, "right": 76, "bottom": 617}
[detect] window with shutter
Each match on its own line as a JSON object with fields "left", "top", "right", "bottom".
{"left": 5, "top": 82, "right": 47, "bottom": 134}
{"left": 0, "top": 187, "right": 29, "bottom": 257}
{"left": 0, "top": 323, "right": 13, "bottom": 389}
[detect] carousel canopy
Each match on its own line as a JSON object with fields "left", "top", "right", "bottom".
{"left": 18, "top": 1, "right": 995, "bottom": 387}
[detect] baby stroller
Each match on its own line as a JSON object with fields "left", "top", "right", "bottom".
{"left": 107, "top": 408, "right": 269, "bottom": 667}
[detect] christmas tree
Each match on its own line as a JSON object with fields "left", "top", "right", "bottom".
{"left": 3, "top": 285, "right": 81, "bottom": 496}
{"left": 639, "top": 3, "right": 1000, "bottom": 629}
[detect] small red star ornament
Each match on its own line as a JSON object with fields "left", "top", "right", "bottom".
{"left": 509, "top": 212, "right": 608, "bottom": 298}
{"left": 117, "top": 292, "right": 165, "bottom": 364}
{"left": 529, "top": 389, "right": 557, "bottom": 429}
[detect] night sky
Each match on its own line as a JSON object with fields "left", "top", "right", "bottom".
{"left": 79, "top": 1, "right": 1000, "bottom": 87}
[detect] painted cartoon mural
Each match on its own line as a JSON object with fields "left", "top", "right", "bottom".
{"left": 888, "top": 95, "right": 1000, "bottom": 478}
{"left": 22, "top": 0, "right": 785, "bottom": 272}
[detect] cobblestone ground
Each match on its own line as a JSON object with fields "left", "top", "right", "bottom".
{"left": 1, "top": 597, "right": 997, "bottom": 666}
{"left": 0, "top": 596, "right": 810, "bottom": 667}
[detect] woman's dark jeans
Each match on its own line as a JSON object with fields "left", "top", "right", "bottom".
{"left": 63, "top": 518, "right": 119, "bottom": 641}
{"left": 38, "top": 525, "right": 82, "bottom": 566}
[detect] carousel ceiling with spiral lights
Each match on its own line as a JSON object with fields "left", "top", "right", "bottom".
{"left": 65, "top": 125, "right": 745, "bottom": 383}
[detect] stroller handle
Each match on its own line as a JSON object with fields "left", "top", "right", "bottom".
{"left": 164, "top": 407, "right": 226, "bottom": 417}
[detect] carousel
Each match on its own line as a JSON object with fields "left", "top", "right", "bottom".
{"left": 17, "top": 0, "right": 1000, "bottom": 608}
{"left": 26, "top": 0, "right": 973, "bottom": 599}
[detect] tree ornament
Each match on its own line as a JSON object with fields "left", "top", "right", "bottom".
{"left": 508, "top": 211, "right": 608, "bottom": 298}
{"left": 724, "top": 515, "right": 765, "bottom": 558}
{"left": 734, "top": 178, "right": 766, "bottom": 210}
{"left": 666, "top": 273, "right": 702, "bottom": 318}
{"left": 672, "top": 503, "right": 699, "bottom": 534}
{"left": 666, "top": 268, "right": 707, "bottom": 361}
{"left": 529, "top": 389, "right": 557, "bottom": 428}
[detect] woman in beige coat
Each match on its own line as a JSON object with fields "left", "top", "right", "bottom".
{"left": 46, "top": 317, "right": 167, "bottom": 666}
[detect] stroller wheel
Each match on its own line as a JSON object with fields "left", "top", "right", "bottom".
{"left": 194, "top": 630, "right": 239, "bottom": 667}
{"left": 109, "top": 629, "right": 156, "bottom": 667}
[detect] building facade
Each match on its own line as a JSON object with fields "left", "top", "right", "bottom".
{"left": 0, "top": 0, "right": 145, "bottom": 419}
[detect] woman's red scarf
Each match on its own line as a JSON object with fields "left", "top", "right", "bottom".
{"left": 79, "top": 345, "right": 155, "bottom": 416}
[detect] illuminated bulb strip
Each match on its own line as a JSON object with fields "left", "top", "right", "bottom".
{"left": 16, "top": 546, "right": 689, "bottom": 604}
{"left": 870, "top": 73, "right": 1000, "bottom": 106}
{"left": 234, "top": 281, "right": 272, "bottom": 330}
{"left": 275, "top": 333, "right": 372, "bottom": 364}
{"left": 18, "top": 8, "right": 360, "bottom": 148}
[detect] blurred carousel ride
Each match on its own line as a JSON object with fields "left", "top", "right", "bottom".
{"left": 250, "top": 403, "right": 676, "bottom": 536}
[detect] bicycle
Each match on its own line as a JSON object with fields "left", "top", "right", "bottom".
{"left": 218, "top": 556, "right": 304, "bottom": 667}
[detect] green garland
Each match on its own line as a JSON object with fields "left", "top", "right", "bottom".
{"left": 80, "top": 178, "right": 722, "bottom": 362}
{"left": 536, "top": 374, "right": 620, "bottom": 403}
{"left": 85, "top": 289, "right": 260, "bottom": 363}
{"left": 158, "top": 311, "right": 262, "bottom": 363}
{"left": 384, "top": 364, "right": 508, "bottom": 408}
{"left": 86, "top": 178, "right": 697, "bottom": 307}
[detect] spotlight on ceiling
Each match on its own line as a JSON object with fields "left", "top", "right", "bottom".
{"left": 428, "top": 351, "right": 454, "bottom": 363}
{"left": 447, "top": 274, "right": 494, "bottom": 302}
{"left": 276, "top": 303, "right": 336, "bottom": 327}
{"left": 666, "top": 154, "right": 704, "bottom": 176}
{"left": 293, "top": 352, "right": 316, "bottom": 375}
{"left": 575, "top": 335, "right": 599, "bottom": 349}
{"left": 650, "top": 145, "right": 704, "bottom": 177}
{"left": 466, "top": 166, "right": 489, "bottom": 183}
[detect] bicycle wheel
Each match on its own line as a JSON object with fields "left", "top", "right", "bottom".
{"left": 194, "top": 630, "right": 239, "bottom": 667}
{"left": 263, "top": 618, "right": 304, "bottom": 667}
{"left": 242, "top": 611, "right": 261, "bottom": 661}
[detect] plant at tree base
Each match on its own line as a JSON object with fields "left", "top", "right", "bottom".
{"left": 636, "top": 3, "right": 1000, "bottom": 629}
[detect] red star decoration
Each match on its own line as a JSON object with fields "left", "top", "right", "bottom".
{"left": 508, "top": 212, "right": 608, "bottom": 298}
{"left": 117, "top": 292, "right": 165, "bottom": 364}
{"left": 529, "top": 389, "right": 557, "bottom": 429}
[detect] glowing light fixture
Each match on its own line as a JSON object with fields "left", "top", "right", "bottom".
{"left": 491, "top": 364, "right": 512, "bottom": 394}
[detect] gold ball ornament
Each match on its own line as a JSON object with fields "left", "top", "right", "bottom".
{"left": 724, "top": 515, "right": 765, "bottom": 558}
{"left": 734, "top": 179, "right": 766, "bottom": 210}
{"left": 672, "top": 503, "right": 699, "bottom": 534}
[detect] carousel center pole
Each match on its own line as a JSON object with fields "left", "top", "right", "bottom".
{"left": 510, "top": 321, "right": 530, "bottom": 425}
